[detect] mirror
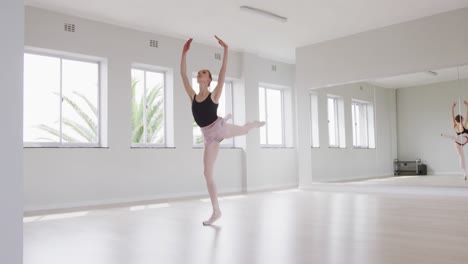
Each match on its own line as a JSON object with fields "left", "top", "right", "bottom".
{"left": 312, "top": 65, "right": 468, "bottom": 189}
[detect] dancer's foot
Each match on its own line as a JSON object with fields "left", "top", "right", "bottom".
{"left": 203, "top": 210, "right": 222, "bottom": 226}
{"left": 254, "top": 121, "right": 266, "bottom": 128}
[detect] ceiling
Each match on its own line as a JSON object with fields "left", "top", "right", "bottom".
{"left": 25, "top": 0, "right": 468, "bottom": 63}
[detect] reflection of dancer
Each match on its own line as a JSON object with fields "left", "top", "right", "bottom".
{"left": 441, "top": 100, "right": 468, "bottom": 180}
{"left": 180, "top": 36, "right": 265, "bottom": 225}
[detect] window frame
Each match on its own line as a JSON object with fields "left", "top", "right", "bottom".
{"left": 23, "top": 50, "right": 102, "bottom": 148}
{"left": 309, "top": 92, "right": 320, "bottom": 148}
{"left": 352, "top": 99, "right": 375, "bottom": 149}
{"left": 259, "top": 86, "right": 285, "bottom": 147}
{"left": 131, "top": 67, "right": 167, "bottom": 148}
{"left": 327, "top": 95, "right": 340, "bottom": 148}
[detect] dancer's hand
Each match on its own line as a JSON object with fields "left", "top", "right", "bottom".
{"left": 464, "top": 100, "right": 468, "bottom": 106}
{"left": 214, "top": 35, "right": 228, "bottom": 49}
{"left": 182, "top": 38, "right": 193, "bottom": 54}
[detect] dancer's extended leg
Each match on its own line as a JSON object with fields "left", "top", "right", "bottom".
{"left": 203, "top": 142, "right": 222, "bottom": 225}
{"left": 441, "top": 133, "right": 457, "bottom": 141}
{"left": 223, "top": 121, "right": 265, "bottom": 139}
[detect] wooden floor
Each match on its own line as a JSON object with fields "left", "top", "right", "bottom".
{"left": 24, "top": 179, "right": 468, "bottom": 264}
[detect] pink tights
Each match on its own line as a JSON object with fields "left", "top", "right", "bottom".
{"left": 202, "top": 120, "right": 265, "bottom": 225}
{"left": 441, "top": 133, "right": 467, "bottom": 180}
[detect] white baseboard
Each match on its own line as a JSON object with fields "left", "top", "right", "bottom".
{"left": 246, "top": 183, "right": 299, "bottom": 193}
{"left": 24, "top": 187, "right": 242, "bottom": 215}
{"left": 310, "top": 172, "right": 394, "bottom": 183}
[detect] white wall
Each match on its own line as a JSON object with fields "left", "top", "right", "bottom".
{"left": 24, "top": 7, "right": 296, "bottom": 211}
{"left": 0, "top": 1, "right": 23, "bottom": 263}
{"left": 296, "top": 7, "right": 468, "bottom": 185}
{"left": 296, "top": 7, "right": 468, "bottom": 89}
{"left": 397, "top": 79, "right": 468, "bottom": 174}
{"left": 242, "top": 53, "right": 297, "bottom": 190}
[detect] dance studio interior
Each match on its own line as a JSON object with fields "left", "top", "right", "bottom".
{"left": 2, "top": 1, "right": 468, "bottom": 263}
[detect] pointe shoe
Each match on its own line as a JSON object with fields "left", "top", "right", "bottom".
{"left": 255, "top": 121, "right": 266, "bottom": 128}
{"left": 203, "top": 211, "right": 222, "bottom": 226}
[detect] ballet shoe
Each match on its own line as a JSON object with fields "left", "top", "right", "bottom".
{"left": 255, "top": 121, "right": 266, "bottom": 128}
{"left": 203, "top": 211, "right": 222, "bottom": 226}
{"left": 224, "top": 114, "right": 232, "bottom": 121}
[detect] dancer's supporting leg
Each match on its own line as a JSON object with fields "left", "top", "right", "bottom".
{"left": 442, "top": 133, "right": 467, "bottom": 180}
{"left": 202, "top": 119, "right": 266, "bottom": 226}
{"left": 203, "top": 141, "right": 222, "bottom": 225}
{"left": 454, "top": 142, "right": 467, "bottom": 180}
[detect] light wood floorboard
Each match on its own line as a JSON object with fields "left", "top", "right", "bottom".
{"left": 24, "top": 182, "right": 468, "bottom": 264}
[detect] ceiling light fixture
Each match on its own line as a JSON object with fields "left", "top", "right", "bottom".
{"left": 240, "top": 6, "right": 287, "bottom": 23}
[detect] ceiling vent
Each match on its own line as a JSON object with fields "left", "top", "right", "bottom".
{"left": 272, "top": 65, "right": 277, "bottom": 72}
{"left": 149, "top": 40, "right": 158, "bottom": 48}
{"left": 214, "top": 53, "right": 222, "bottom": 60}
{"left": 64, "top": 23, "right": 75, "bottom": 32}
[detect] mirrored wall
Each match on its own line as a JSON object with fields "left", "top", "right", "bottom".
{"left": 313, "top": 65, "right": 468, "bottom": 188}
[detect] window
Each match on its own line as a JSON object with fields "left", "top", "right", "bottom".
{"left": 131, "top": 68, "right": 166, "bottom": 146}
{"left": 23, "top": 52, "right": 100, "bottom": 147}
{"left": 259, "top": 87, "right": 284, "bottom": 146}
{"left": 310, "top": 92, "right": 319, "bottom": 148}
{"left": 327, "top": 97, "right": 339, "bottom": 147}
{"left": 191, "top": 78, "right": 234, "bottom": 147}
{"left": 327, "top": 95, "right": 345, "bottom": 148}
{"left": 352, "top": 100, "right": 375, "bottom": 148}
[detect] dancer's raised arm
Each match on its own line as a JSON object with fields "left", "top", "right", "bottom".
{"left": 452, "top": 101, "right": 457, "bottom": 127}
{"left": 180, "top": 38, "right": 196, "bottom": 101}
{"left": 212, "top": 35, "right": 228, "bottom": 103}
{"left": 464, "top": 100, "right": 468, "bottom": 128}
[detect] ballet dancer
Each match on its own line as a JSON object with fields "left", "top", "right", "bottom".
{"left": 441, "top": 100, "right": 468, "bottom": 180}
{"left": 180, "top": 36, "right": 265, "bottom": 225}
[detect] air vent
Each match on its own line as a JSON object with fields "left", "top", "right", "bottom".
{"left": 214, "top": 53, "right": 222, "bottom": 60}
{"left": 64, "top": 23, "right": 75, "bottom": 32}
{"left": 149, "top": 39, "right": 158, "bottom": 48}
{"left": 272, "top": 65, "right": 277, "bottom": 71}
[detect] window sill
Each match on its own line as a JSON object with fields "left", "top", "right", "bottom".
{"left": 260, "top": 146, "right": 294, "bottom": 149}
{"left": 192, "top": 146, "right": 239, "bottom": 149}
{"left": 130, "top": 146, "right": 176, "bottom": 149}
{"left": 24, "top": 146, "right": 108, "bottom": 149}
{"left": 352, "top": 147, "right": 376, "bottom": 150}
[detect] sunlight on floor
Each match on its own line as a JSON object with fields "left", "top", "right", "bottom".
{"left": 130, "top": 203, "right": 170, "bottom": 211}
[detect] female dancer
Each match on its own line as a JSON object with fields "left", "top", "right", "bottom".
{"left": 181, "top": 36, "right": 265, "bottom": 225}
{"left": 441, "top": 100, "right": 468, "bottom": 180}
